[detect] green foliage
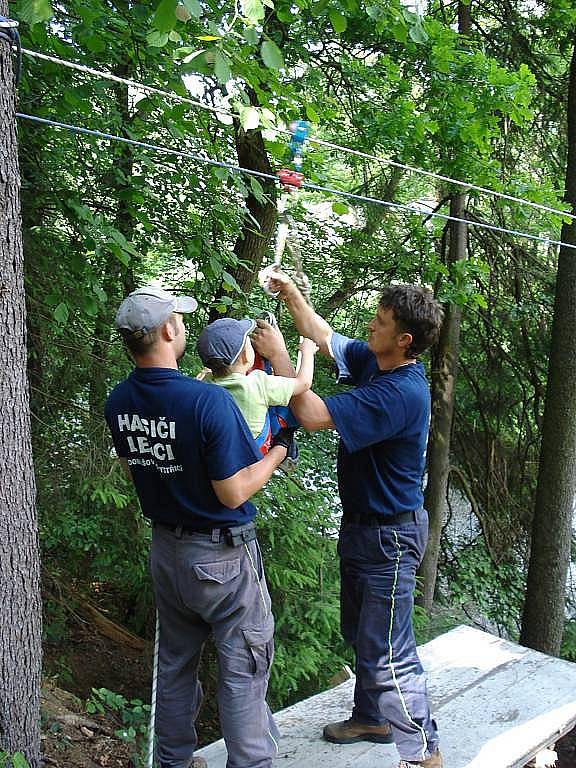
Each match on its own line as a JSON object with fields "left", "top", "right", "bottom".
{"left": 0, "top": 752, "right": 30, "bottom": 768}
{"left": 561, "top": 619, "right": 576, "bottom": 662}
{"left": 11, "top": 0, "right": 576, "bottom": 738}
{"left": 442, "top": 539, "right": 525, "bottom": 638}
{"left": 253, "top": 423, "right": 348, "bottom": 705}
{"left": 86, "top": 688, "right": 151, "bottom": 760}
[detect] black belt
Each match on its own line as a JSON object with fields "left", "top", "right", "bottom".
{"left": 153, "top": 520, "right": 256, "bottom": 546}
{"left": 341, "top": 510, "right": 418, "bottom": 527}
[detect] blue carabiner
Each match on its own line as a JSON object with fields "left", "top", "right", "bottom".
{"left": 288, "top": 120, "right": 309, "bottom": 171}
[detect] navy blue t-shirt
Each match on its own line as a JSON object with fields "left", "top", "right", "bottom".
{"left": 104, "top": 367, "right": 262, "bottom": 528}
{"left": 324, "top": 332, "right": 430, "bottom": 519}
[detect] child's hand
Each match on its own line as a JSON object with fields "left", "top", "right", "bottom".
{"left": 299, "top": 337, "right": 319, "bottom": 355}
{"left": 196, "top": 368, "right": 212, "bottom": 381}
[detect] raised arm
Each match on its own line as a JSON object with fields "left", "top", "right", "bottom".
{"left": 267, "top": 271, "right": 334, "bottom": 357}
{"left": 291, "top": 337, "right": 318, "bottom": 395}
{"left": 211, "top": 444, "right": 287, "bottom": 508}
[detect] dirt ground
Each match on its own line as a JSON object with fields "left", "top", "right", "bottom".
{"left": 41, "top": 624, "right": 220, "bottom": 767}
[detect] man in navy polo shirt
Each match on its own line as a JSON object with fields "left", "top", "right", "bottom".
{"left": 105, "top": 287, "right": 292, "bottom": 768}
{"left": 252, "top": 274, "right": 444, "bottom": 768}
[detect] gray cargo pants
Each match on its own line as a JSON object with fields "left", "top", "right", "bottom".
{"left": 150, "top": 524, "right": 279, "bottom": 768}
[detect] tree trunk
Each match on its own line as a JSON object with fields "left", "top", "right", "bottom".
{"left": 0, "top": 15, "right": 43, "bottom": 766}
{"left": 520, "top": 35, "right": 576, "bottom": 656}
{"left": 418, "top": 194, "right": 467, "bottom": 613}
{"left": 209, "top": 90, "right": 277, "bottom": 321}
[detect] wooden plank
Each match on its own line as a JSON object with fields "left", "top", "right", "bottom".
{"left": 196, "top": 625, "right": 576, "bottom": 768}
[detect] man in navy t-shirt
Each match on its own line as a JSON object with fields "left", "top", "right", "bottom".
{"left": 105, "top": 287, "right": 291, "bottom": 768}
{"left": 252, "top": 274, "right": 444, "bottom": 768}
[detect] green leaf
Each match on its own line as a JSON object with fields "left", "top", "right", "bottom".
{"left": 11, "top": 754, "right": 30, "bottom": 768}
{"left": 239, "top": 105, "right": 260, "bottom": 130}
{"left": 408, "top": 21, "right": 428, "bottom": 44}
{"left": 243, "top": 27, "right": 259, "bottom": 45}
{"left": 147, "top": 30, "right": 169, "bottom": 47}
{"left": 153, "top": 0, "right": 177, "bottom": 32}
{"left": 329, "top": 10, "right": 347, "bottom": 33}
{"left": 249, "top": 176, "right": 265, "bottom": 202}
{"left": 305, "top": 104, "right": 319, "bottom": 122}
{"left": 276, "top": 7, "right": 295, "bottom": 22}
{"left": 241, "top": 0, "right": 265, "bottom": 23}
{"left": 222, "top": 271, "right": 242, "bottom": 292}
{"left": 53, "top": 303, "right": 69, "bottom": 325}
{"left": 19, "top": 0, "right": 53, "bottom": 25}
{"left": 214, "top": 167, "right": 229, "bottom": 180}
{"left": 261, "top": 40, "right": 284, "bottom": 71}
{"left": 183, "top": 0, "right": 202, "bottom": 18}
{"left": 85, "top": 35, "right": 107, "bottom": 53}
{"left": 332, "top": 201, "right": 349, "bottom": 215}
{"left": 213, "top": 49, "right": 231, "bottom": 84}
{"left": 209, "top": 256, "right": 222, "bottom": 275}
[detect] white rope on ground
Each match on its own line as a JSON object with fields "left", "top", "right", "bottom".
{"left": 20, "top": 47, "right": 576, "bottom": 223}
{"left": 16, "top": 112, "right": 576, "bottom": 252}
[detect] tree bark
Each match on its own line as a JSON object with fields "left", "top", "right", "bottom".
{"left": 520, "top": 34, "right": 576, "bottom": 655}
{"left": 418, "top": 193, "right": 467, "bottom": 612}
{"left": 209, "top": 91, "right": 277, "bottom": 321}
{"left": 0, "top": 12, "right": 43, "bottom": 765}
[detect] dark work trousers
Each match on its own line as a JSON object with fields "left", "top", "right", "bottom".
{"left": 150, "top": 525, "right": 279, "bottom": 768}
{"left": 338, "top": 508, "right": 439, "bottom": 762}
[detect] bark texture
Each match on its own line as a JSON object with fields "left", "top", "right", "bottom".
{"left": 418, "top": 194, "right": 466, "bottom": 613}
{"left": 0, "top": 11, "right": 43, "bottom": 765}
{"left": 520, "top": 35, "right": 576, "bottom": 655}
{"left": 209, "top": 106, "right": 277, "bottom": 321}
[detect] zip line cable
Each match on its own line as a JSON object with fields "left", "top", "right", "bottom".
{"left": 16, "top": 112, "right": 576, "bottom": 252}
{"left": 21, "top": 47, "right": 231, "bottom": 118}
{"left": 21, "top": 46, "right": 576, "bottom": 224}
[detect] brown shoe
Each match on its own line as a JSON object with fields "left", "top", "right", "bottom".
{"left": 323, "top": 717, "right": 393, "bottom": 744}
{"left": 398, "top": 749, "right": 443, "bottom": 767}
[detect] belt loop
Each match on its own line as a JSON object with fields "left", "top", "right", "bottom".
{"left": 175, "top": 524, "right": 183, "bottom": 538}
{"left": 211, "top": 528, "right": 221, "bottom": 543}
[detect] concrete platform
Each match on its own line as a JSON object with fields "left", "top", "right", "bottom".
{"left": 196, "top": 625, "right": 576, "bottom": 767}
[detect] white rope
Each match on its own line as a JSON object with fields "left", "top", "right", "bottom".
{"left": 309, "top": 137, "right": 576, "bottom": 222}
{"left": 147, "top": 611, "right": 160, "bottom": 768}
{"left": 16, "top": 112, "right": 576, "bottom": 252}
{"left": 21, "top": 47, "right": 233, "bottom": 118}
{"left": 21, "top": 46, "right": 575, "bottom": 223}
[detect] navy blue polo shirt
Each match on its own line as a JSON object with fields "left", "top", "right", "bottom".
{"left": 325, "top": 333, "right": 430, "bottom": 519}
{"left": 104, "top": 368, "right": 261, "bottom": 529}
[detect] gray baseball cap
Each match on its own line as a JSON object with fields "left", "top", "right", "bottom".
{"left": 115, "top": 286, "right": 198, "bottom": 338}
{"left": 196, "top": 318, "right": 256, "bottom": 366}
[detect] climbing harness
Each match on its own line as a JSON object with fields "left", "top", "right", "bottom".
{"left": 0, "top": 16, "right": 22, "bottom": 85}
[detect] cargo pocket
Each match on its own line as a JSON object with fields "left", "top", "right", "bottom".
{"left": 242, "top": 615, "right": 274, "bottom": 676}
{"left": 193, "top": 559, "right": 240, "bottom": 584}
